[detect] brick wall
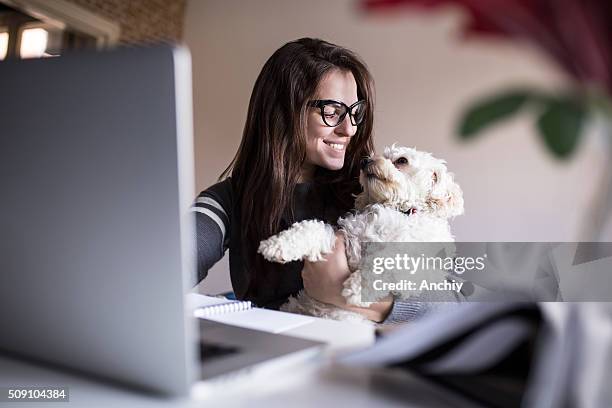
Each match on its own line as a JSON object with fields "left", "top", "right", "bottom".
{"left": 67, "top": 0, "right": 186, "bottom": 44}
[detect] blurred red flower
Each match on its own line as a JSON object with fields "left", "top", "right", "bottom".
{"left": 363, "top": 0, "right": 612, "bottom": 94}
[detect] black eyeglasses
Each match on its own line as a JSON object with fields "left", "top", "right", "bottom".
{"left": 308, "top": 99, "right": 366, "bottom": 127}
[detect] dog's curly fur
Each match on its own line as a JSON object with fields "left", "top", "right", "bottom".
{"left": 258, "top": 145, "right": 464, "bottom": 321}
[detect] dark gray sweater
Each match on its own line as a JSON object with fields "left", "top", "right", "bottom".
{"left": 193, "top": 178, "right": 462, "bottom": 323}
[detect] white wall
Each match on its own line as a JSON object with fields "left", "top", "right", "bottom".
{"left": 184, "top": 0, "right": 606, "bottom": 294}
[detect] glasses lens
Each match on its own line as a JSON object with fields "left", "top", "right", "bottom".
{"left": 351, "top": 101, "right": 366, "bottom": 125}
{"left": 321, "top": 102, "right": 345, "bottom": 126}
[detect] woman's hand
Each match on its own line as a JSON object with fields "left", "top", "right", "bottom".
{"left": 301, "top": 232, "right": 350, "bottom": 307}
{"left": 301, "top": 232, "right": 393, "bottom": 322}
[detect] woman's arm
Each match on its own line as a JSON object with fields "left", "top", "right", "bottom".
{"left": 192, "top": 179, "right": 233, "bottom": 283}
{"left": 194, "top": 213, "right": 226, "bottom": 283}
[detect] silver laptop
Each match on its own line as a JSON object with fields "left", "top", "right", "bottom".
{"left": 0, "top": 45, "right": 321, "bottom": 396}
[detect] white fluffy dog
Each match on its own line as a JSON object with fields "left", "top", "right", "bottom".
{"left": 258, "top": 144, "right": 464, "bottom": 322}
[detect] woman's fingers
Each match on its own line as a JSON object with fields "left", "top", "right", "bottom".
{"left": 301, "top": 233, "right": 349, "bottom": 306}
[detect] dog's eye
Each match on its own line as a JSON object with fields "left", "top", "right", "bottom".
{"left": 394, "top": 157, "right": 408, "bottom": 166}
{"left": 432, "top": 172, "right": 438, "bottom": 183}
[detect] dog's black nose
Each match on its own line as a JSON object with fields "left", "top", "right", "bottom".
{"left": 360, "top": 157, "right": 372, "bottom": 170}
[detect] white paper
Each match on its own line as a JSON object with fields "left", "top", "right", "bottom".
{"left": 204, "top": 308, "right": 314, "bottom": 334}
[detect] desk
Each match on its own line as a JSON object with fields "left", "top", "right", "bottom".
{"left": 0, "top": 298, "right": 476, "bottom": 407}
{"left": 260, "top": 314, "right": 375, "bottom": 353}
{"left": 0, "top": 353, "right": 479, "bottom": 407}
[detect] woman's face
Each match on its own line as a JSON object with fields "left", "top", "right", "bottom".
{"left": 302, "top": 69, "right": 359, "bottom": 181}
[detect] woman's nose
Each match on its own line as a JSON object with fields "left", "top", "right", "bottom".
{"left": 335, "top": 116, "right": 356, "bottom": 137}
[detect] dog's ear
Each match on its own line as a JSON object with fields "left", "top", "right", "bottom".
{"left": 444, "top": 172, "right": 464, "bottom": 218}
{"left": 428, "top": 169, "right": 464, "bottom": 218}
{"left": 354, "top": 191, "right": 368, "bottom": 211}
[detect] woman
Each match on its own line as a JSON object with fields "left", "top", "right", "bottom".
{"left": 194, "top": 38, "right": 450, "bottom": 323}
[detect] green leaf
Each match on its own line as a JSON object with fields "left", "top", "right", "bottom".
{"left": 536, "top": 97, "right": 587, "bottom": 159}
{"left": 458, "top": 90, "right": 532, "bottom": 139}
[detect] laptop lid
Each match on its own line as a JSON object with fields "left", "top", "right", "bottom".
{"left": 0, "top": 45, "right": 197, "bottom": 396}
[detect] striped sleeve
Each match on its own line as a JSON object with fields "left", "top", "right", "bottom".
{"left": 191, "top": 179, "right": 233, "bottom": 283}
{"left": 383, "top": 290, "right": 466, "bottom": 324}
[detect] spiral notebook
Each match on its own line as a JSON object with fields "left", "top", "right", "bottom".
{"left": 188, "top": 293, "right": 252, "bottom": 317}
{"left": 194, "top": 299, "right": 252, "bottom": 318}
{"left": 188, "top": 293, "right": 313, "bottom": 334}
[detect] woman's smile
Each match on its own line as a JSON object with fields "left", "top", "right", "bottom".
{"left": 323, "top": 139, "right": 346, "bottom": 152}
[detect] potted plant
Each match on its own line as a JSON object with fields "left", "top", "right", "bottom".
{"left": 364, "top": 0, "right": 612, "bottom": 240}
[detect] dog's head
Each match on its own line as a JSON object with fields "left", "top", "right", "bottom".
{"left": 354, "top": 144, "right": 464, "bottom": 218}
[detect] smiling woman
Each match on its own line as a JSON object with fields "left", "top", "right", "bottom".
{"left": 192, "top": 38, "right": 461, "bottom": 323}
{"left": 302, "top": 70, "right": 365, "bottom": 181}
{"left": 192, "top": 38, "right": 383, "bottom": 313}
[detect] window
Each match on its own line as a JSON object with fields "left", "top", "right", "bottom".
{"left": 19, "top": 26, "right": 46, "bottom": 58}
{"left": 19, "top": 23, "right": 63, "bottom": 58}
{"left": 0, "top": 1, "right": 118, "bottom": 60}
{"left": 0, "top": 29, "right": 7, "bottom": 60}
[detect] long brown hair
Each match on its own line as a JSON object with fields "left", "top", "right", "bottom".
{"left": 221, "top": 38, "right": 375, "bottom": 299}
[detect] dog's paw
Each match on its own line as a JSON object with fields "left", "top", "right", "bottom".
{"left": 258, "top": 220, "right": 336, "bottom": 263}
{"left": 342, "top": 271, "right": 371, "bottom": 307}
{"left": 343, "top": 291, "right": 371, "bottom": 308}
{"left": 258, "top": 236, "right": 292, "bottom": 263}
{"left": 342, "top": 289, "right": 361, "bottom": 306}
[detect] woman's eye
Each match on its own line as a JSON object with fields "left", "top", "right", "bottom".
{"left": 394, "top": 157, "right": 408, "bottom": 165}
{"left": 323, "top": 108, "right": 339, "bottom": 117}
{"left": 323, "top": 104, "right": 342, "bottom": 117}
